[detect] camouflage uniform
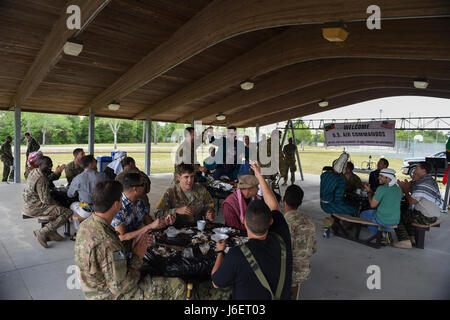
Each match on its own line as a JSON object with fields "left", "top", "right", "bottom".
{"left": 154, "top": 183, "right": 214, "bottom": 228}
{"left": 22, "top": 168, "right": 72, "bottom": 231}
{"left": 65, "top": 160, "right": 84, "bottom": 185}
{"left": 116, "top": 167, "right": 152, "bottom": 212}
{"left": 284, "top": 209, "right": 317, "bottom": 287}
{"left": 1, "top": 139, "right": 14, "bottom": 181}
{"left": 26, "top": 136, "right": 40, "bottom": 160}
{"left": 74, "top": 214, "right": 187, "bottom": 300}
{"left": 282, "top": 143, "right": 297, "bottom": 184}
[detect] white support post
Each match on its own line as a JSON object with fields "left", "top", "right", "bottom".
{"left": 14, "top": 107, "right": 21, "bottom": 183}
{"left": 145, "top": 117, "right": 152, "bottom": 176}
{"left": 88, "top": 109, "right": 95, "bottom": 155}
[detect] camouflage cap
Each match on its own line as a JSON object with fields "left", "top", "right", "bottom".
{"left": 237, "top": 175, "right": 259, "bottom": 189}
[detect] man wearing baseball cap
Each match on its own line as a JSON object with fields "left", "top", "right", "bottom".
{"left": 361, "top": 168, "right": 402, "bottom": 243}
{"left": 222, "top": 174, "right": 261, "bottom": 232}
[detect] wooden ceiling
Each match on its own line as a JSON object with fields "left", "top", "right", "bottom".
{"left": 1, "top": 0, "right": 449, "bottom": 127}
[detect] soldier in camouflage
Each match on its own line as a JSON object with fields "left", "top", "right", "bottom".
{"left": 282, "top": 138, "right": 298, "bottom": 185}
{"left": 1, "top": 136, "right": 14, "bottom": 182}
{"left": 24, "top": 132, "right": 40, "bottom": 161}
{"left": 75, "top": 180, "right": 187, "bottom": 300}
{"left": 65, "top": 148, "right": 85, "bottom": 185}
{"left": 22, "top": 156, "right": 72, "bottom": 248}
{"left": 155, "top": 163, "right": 215, "bottom": 228}
{"left": 282, "top": 184, "right": 317, "bottom": 300}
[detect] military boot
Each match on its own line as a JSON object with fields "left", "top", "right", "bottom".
{"left": 33, "top": 229, "right": 49, "bottom": 248}
{"left": 47, "top": 231, "right": 64, "bottom": 241}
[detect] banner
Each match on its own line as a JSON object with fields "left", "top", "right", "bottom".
{"left": 324, "top": 120, "right": 396, "bottom": 147}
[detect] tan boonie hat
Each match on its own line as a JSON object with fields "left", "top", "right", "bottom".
{"left": 237, "top": 175, "right": 259, "bottom": 189}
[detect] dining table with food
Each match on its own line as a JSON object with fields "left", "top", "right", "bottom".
{"left": 141, "top": 222, "right": 248, "bottom": 281}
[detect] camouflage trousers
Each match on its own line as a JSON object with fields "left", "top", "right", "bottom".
{"left": 394, "top": 209, "right": 437, "bottom": 241}
{"left": 40, "top": 205, "right": 72, "bottom": 233}
{"left": 282, "top": 163, "right": 296, "bottom": 183}
{"left": 1, "top": 159, "right": 13, "bottom": 181}
{"left": 194, "top": 281, "right": 232, "bottom": 300}
{"left": 131, "top": 276, "right": 187, "bottom": 300}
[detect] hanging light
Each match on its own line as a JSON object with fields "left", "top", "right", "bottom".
{"left": 413, "top": 78, "right": 429, "bottom": 89}
{"left": 240, "top": 81, "right": 254, "bottom": 90}
{"left": 216, "top": 113, "right": 226, "bottom": 121}
{"left": 318, "top": 99, "right": 329, "bottom": 108}
{"left": 108, "top": 101, "right": 120, "bottom": 111}
{"left": 63, "top": 39, "right": 83, "bottom": 56}
{"left": 322, "top": 22, "right": 349, "bottom": 42}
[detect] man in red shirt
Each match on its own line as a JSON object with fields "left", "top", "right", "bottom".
{"left": 222, "top": 175, "right": 260, "bottom": 232}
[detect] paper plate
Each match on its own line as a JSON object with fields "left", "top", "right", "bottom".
{"left": 213, "top": 227, "right": 232, "bottom": 234}
{"left": 211, "top": 233, "right": 229, "bottom": 242}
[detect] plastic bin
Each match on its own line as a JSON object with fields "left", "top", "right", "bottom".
{"left": 97, "top": 156, "right": 112, "bottom": 172}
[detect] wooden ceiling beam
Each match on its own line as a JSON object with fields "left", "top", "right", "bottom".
{"left": 8, "top": 0, "right": 110, "bottom": 109}
{"left": 76, "top": 0, "right": 450, "bottom": 116}
{"left": 197, "top": 58, "right": 450, "bottom": 123}
{"left": 236, "top": 83, "right": 450, "bottom": 127}
{"left": 140, "top": 17, "right": 450, "bottom": 121}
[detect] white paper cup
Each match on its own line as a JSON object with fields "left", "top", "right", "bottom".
{"left": 197, "top": 220, "right": 206, "bottom": 231}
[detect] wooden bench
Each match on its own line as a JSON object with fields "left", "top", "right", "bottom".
{"left": 411, "top": 221, "right": 442, "bottom": 249}
{"left": 331, "top": 214, "right": 397, "bottom": 249}
{"left": 22, "top": 214, "right": 71, "bottom": 237}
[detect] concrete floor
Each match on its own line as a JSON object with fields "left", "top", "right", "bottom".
{"left": 0, "top": 173, "right": 449, "bottom": 300}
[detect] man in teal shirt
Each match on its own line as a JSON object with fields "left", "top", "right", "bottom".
{"left": 360, "top": 168, "right": 402, "bottom": 238}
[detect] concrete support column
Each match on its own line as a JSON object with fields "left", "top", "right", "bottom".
{"left": 145, "top": 117, "right": 152, "bottom": 176}
{"left": 88, "top": 109, "right": 95, "bottom": 155}
{"left": 14, "top": 107, "right": 21, "bottom": 183}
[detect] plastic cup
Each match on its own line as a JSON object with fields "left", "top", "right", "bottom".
{"left": 197, "top": 220, "right": 206, "bottom": 231}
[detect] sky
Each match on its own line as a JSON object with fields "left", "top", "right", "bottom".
{"left": 259, "top": 96, "right": 450, "bottom": 134}
{"left": 302, "top": 96, "right": 450, "bottom": 120}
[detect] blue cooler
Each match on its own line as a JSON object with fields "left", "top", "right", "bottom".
{"left": 111, "top": 151, "right": 119, "bottom": 159}
{"left": 97, "top": 156, "right": 112, "bottom": 172}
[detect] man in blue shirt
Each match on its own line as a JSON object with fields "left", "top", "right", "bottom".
{"left": 203, "top": 146, "right": 217, "bottom": 173}
{"left": 68, "top": 155, "right": 109, "bottom": 231}
{"left": 112, "top": 173, "right": 174, "bottom": 242}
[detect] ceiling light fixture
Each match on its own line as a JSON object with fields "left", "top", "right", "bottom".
{"left": 108, "top": 101, "right": 120, "bottom": 111}
{"left": 318, "top": 99, "right": 329, "bottom": 108}
{"left": 63, "top": 39, "right": 83, "bottom": 56}
{"left": 413, "top": 78, "right": 429, "bottom": 89}
{"left": 216, "top": 113, "right": 226, "bottom": 121}
{"left": 322, "top": 22, "right": 349, "bottom": 42}
{"left": 240, "top": 81, "right": 254, "bottom": 90}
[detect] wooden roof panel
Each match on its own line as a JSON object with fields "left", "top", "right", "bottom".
{"left": 1, "top": 1, "right": 449, "bottom": 122}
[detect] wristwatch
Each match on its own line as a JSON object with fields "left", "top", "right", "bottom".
{"left": 216, "top": 250, "right": 225, "bottom": 255}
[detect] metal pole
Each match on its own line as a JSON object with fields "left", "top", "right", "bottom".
{"left": 88, "top": 109, "right": 95, "bottom": 155}
{"left": 443, "top": 177, "right": 450, "bottom": 213}
{"left": 14, "top": 107, "right": 21, "bottom": 183}
{"left": 290, "top": 120, "right": 304, "bottom": 181}
{"left": 145, "top": 117, "right": 152, "bottom": 176}
{"left": 281, "top": 121, "right": 289, "bottom": 146}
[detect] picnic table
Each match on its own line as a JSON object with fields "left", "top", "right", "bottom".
{"left": 141, "top": 224, "right": 247, "bottom": 281}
